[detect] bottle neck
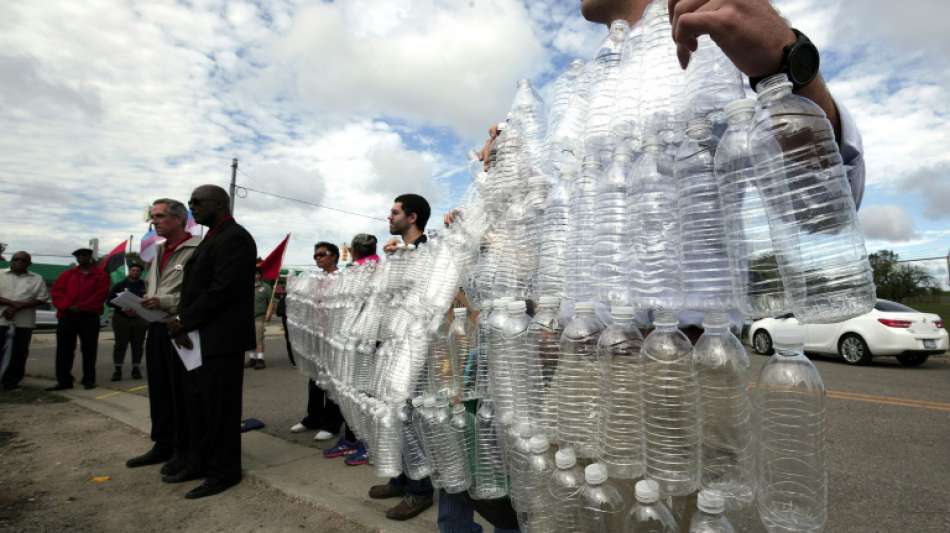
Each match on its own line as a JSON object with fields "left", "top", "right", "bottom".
{"left": 726, "top": 109, "right": 755, "bottom": 126}
{"left": 757, "top": 74, "right": 793, "bottom": 102}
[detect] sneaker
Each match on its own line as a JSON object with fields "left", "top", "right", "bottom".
{"left": 313, "top": 430, "right": 334, "bottom": 441}
{"left": 111, "top": 370, "right": 122, "bottom": 382}
{"left": 385, "top": 494, "right": 434, "bottom": 521}
{"left": 323, "top": 437, "right": 358, "bottom": 458}
{"left": 253, "top": 359, "right": 266, "bottom": 370}
{"left": 131, "top": 367, "right": 143, "bottom": 380}
{"left": 344, "top": 445, "right": 368, "bottom": 466}
{"left": 289, "top": 423, "right": 308, "bottom": 433}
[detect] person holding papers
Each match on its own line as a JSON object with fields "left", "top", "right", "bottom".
{"left": 106, "top": 263, "right": 148, "bottom": 381}
{"left": 126, "top": 199, "right": 201, "bottom": 478}
{"left": 165, "top": 184, "right": 256, "bottom": 499}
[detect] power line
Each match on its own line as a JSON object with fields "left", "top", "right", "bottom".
{"left": 234, "top": 180, "right": 387, "bottom": 222}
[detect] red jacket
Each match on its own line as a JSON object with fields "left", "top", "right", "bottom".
{"left": 51, "top": 267, "right": 110, "bottom": 318}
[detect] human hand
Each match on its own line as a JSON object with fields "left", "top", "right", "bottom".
{"left": 141, "top": 297, "right": 161, "bottom": 310}
{"left": 173, "top": 332, "right": 193, "bottom": 350}
{"left": 382, "top": 238, "right": 401, "bottom": 254}
{"left": 165, "top": 318, "right": 184, "bottom": 337}
{"left": 2, "top": 308, "right": 15, "bottom": 320}
{"left": 479, "top": 123, "right": 501, "bottom": 171}
{"left": 443, "top": 209, "right": 462, "bottom": 227}
{"left": 668, "top": 0, "right": 796, "bottom": 77}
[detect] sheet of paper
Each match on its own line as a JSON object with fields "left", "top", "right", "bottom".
{"left": 110, "top": 290, "right": 169, "bottom": 323}
{"left": 172, "top": 331, "right": 202, "bottom": 371}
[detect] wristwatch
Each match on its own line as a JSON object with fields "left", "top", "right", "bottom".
{"left": 750, "top": 28, "right": 820, "bottom": 93}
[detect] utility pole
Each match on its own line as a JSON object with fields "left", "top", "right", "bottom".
{"left": 229, "top": 158, "right": 238, "bottom": 214}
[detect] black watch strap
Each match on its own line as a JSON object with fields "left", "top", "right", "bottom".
{"left": 750, "top": 28, "right": 820, "bottom": 93}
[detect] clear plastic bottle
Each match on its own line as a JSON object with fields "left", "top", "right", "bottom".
{"left": 594, "top": 145, "right": 634, "bottom": 306}
{"left": 642, "top": 310, "right": 699, "bottom": 496}
{"left": 448, "top": 308, "right": 478, "bottom": 401}
{"left": 675, "top": 118, "right": 734, "bottom": 311}
{"left": 688, "top": 490, "right": 736, "bottom": 533}
{"left": 629, "top": 135, "right": 682, "bottom": 310}
{"left": 585, "top": 19, "right": 630, "bottom": 161}
{"left": 694, "top": 312, "right": 753, "bottom": 509}
{"left": 756, "top": 326, "right": 826, "bottom": 533}
{"left": 471, "top": 398, "right": 508, "bottom": 500}
{"left": 624, "top": 479, "right": 678, "bottom": 533}
{"left": 489, "top": 299, "right": 524, "bottom": 426}
{"left": 714, "top": 98, "right": 789, "bottom": 319}
{"left": 550, "top": 447, "right": 586, "bottom": 532}
{"left": 537, "top": 170, "right": 573, "bottom": 299}
{"left": 599, "top": 306, "right": 645, "bottom": 479}
{"left": 400, "top": 401, "right": 432, "bottom": 480}
{"left": 580, "top": 463, "right": 625, "bottom": 533}
{"left": 500, "top": 300, "right": 533, "bottom": 428}
{"left": 567, "top": 157, "right": 601, "bottom": 305}
{"left": 526, "top": 295, "right": 562, "bottom": 439}
{"left": 637, "top": 0, "right": 687, "bottom": 145}
{"left": 684, "top": 36, "right": 746, "bottom": 126}
{"left": 520, "top": 435, "right": 557, "bottom": 530}
{"left": 751, "top": 73, "right": 875, "bottom": 324}
{"left": 423, "top": 397, "right": 471, "bottom": 494}
{"left": 474, "top": 300, "right": 497, "bottom": 399}
{"left": 428, "top": 315, "right": 457, "bottom": 399}
{"left": 556, "top": 302, "right": 606, "bottom": 458}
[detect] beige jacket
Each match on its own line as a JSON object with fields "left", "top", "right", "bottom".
{"left": 146, "top": 235, "right": 202, "bottom": 315}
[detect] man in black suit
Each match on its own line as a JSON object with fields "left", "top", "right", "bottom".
{"left": 165, "top": 184, "right": 256, "bottom": 499}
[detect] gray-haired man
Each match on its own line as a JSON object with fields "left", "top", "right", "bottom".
{"left": 126, "top": 198, "right": 202, "bottom": 478}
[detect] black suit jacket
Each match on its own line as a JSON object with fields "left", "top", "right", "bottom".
{"left": 179, "top": 218, "right": 257, "bottom": 358}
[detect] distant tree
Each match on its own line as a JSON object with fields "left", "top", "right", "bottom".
{"left": 869, "top": 249, "right": 938, "bottom": 301}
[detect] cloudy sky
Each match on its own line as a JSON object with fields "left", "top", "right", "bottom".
{"left": 0, "top": 0, "right": 947, "bottom": 282}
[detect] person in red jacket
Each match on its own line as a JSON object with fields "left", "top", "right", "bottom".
{"left": 47, "top": 247, "right": 110, "bottom": 390}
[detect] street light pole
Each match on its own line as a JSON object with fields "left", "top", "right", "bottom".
{"left": 229, "top": 158, "right": 238, "bottom": 214}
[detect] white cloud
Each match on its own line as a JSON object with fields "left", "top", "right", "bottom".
{"left": 901, "top": 164, "right": 950, "bottom": 220}
{"left": 859, "top": 205, "right": 918, "bottom": 242}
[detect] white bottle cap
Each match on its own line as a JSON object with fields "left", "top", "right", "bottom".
{"left": 454, "top": 307, "right": 467, "bottom": 317}
{"left": 773, "top": 325, "right": 805, "bottom": 348}
{"left": 411, "top": 397, "right": 424, "bottom": 408}
{"left": 538, "top": 296, "right": 559, "bottom": 306}
{"left": 497, "top": 121, "right": 507, "bottom": 131}
{"left": 528, "top": 435, "right": 550, "bottom": 454}
{"left": 635, "top": 480, "right": 660, "bottom": 503}
{"left": 697, "top": 489, "right": 725, "bottom": 514}
{"left": 611, "top": 306, "right": 636, "bottom": 319}
{"left": 724, "top": 98, "right": 756, "bottom": 116}
{"left": 555, "top": 447, "right": 577, "bottom": 469}
{"left": 585, "top": 463, "right": 608, "bottom": 485}
{"left": 506, "top": 300, "right": 527, "bottom": 313}
{"left": 423, "top": 396, "right": 436, "bottom": 408}
{"left": 575, "top": 302, "right": 596, "bottom": 313}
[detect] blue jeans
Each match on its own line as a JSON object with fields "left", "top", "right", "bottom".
{"left": 437, "top": 490, "right": 519, "bottom": 533}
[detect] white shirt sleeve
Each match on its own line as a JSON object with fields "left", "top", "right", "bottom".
{"left": 836, "top": 99, "right": 865, "bottom": 209}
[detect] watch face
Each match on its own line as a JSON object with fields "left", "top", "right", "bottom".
{"left": 790, "top": 41, "right": 820, "bottom": 87}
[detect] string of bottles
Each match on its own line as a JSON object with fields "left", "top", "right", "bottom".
{"left": 287, "top": 1, "right": 871, "bottom": 530}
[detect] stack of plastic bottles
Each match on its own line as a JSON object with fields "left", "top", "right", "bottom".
{"left": 287, "top": 0, "right": 873, "bottom": 530}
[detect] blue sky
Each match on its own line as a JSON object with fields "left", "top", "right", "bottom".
{"left": 0, "top": 0, "right": 947, "bottom": 286}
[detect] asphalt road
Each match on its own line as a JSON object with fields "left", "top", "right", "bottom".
{"left": 18, "top": 326, "right": 950, "bottom": 532}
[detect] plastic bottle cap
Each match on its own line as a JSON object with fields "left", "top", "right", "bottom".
{"left": 411, "top": 397, "right": 424, "bottom": 408}
{"left": 555, "top": 447, "right": 577, "bottom": 469}
{"left": 585, "top": 463, "right": 608, "bottom": 485}
{"left": 575, "top": 302, "right": 595, "bottom": 313}
{"left": 635, "top": 480, "right": 660, "bottom": 503}
{"left": 497, "top": 121, "right": 507, "bottom": 131}
{"left": 423, "top": 396, "right": 436, "bottom": 408}
{"left": 528, "top": 435, "right": 550, "bottom": 454}
{"left": 611, "top": 306, "right": 636, "bottom": 319}
{"left": 697, "top": 490, "right": 725, "bottom": 514}
{"left": 454, "top": 307, "right": 468, "bottom": 317}
{"left": 773, "top": 326, "right": 805, "bottom": 348}
{"left": 538, "top": 296, "right": 559, "bottom": 306}
{"left": 701, "top": 311, "right": 730, "bottom": 328}
{"left": 517, "top": 78, "right": 531, "bottom": 88}
{"left": 724, "top": 98, "right": 756, "bottom": 116}
{"left": 506, "top": 300, "right": 527, "bottom": 313}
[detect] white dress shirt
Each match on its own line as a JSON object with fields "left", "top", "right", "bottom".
{"left": 0, "top": 270, "right": 50, "bottom": 328}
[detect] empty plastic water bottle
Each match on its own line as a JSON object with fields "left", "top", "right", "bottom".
{"left": 522, "top": 435, "right": 557, "bottom": 530}
{"left": 594, "top": 145, "right": 634, "bottom": 306}
{"left": 526, "top": 295, "right": 562, "bottom": 439}
{"left": 689, "top": 490, "right": 736, "bottom": 533}
{"left": 556, "top": 302, "right": 606, "bottom": 458}
{"left": 400, "top": 401, "right": 432, "bottom": 480}
{"left": 471, "top": 399, "right": 508, "bottom": 500}
{"left": 695, "top": 312, "right": 754, "bottom": 509}
{"left": 756, "top": 325, "right": 826, "bottom": 533}
{"left": 684, "top": 36, "right": 745, "bottom": 126}
{"left": 585, "top": 19, "right": 630, "bottom": 161}
{"left": 550, "top": 447, "right": 585, "bottom": 532}
{"left": 599, "top": 305, "right": 645, "bottom": 479}
{"left": 448, "top": 308, "right": 478, "bottom": 401}
{"left": 642, "top": 310, "right": 700, "bottom": 496}
{"left": 751, "top": 73, "right": 875, "bottom": 324}
{"left": 623, "top": 479, "right": 678, "bottom": 533}
{"left": 580, "top": 463, "right": 624, "bottom": 533}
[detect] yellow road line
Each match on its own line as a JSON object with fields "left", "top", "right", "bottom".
{"left": 826, "top": 389, "right": 950, "bottom": 413}
{"left": 95, "top": 391, "right": 122, "bottom": 400}
{"left": 126, "top": 385, "right": 147, "bottom": 393}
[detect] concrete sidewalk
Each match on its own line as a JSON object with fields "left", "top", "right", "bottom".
{"left": 22, "top": 376, "right": 437, "bottom": 533}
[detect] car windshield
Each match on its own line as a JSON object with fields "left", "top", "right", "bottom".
{"left": 874, "top": 300, "right": 917, "bottom": 313}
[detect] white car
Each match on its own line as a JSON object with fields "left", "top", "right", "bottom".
{"left": 749, "top": 299, "right": 948, "bottom": 367}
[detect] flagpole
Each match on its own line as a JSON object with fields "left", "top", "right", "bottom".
{"left": 264, "top": 234, "right": 290, "bottom": 322}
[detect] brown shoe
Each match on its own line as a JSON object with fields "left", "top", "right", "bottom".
{"left": 368, "top": 483, "right": 404, "bottom": 500}
{"left": 385, "top": 495, "right": 433, "bottom": 521}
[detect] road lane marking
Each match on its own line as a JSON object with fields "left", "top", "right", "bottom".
{"left": 826, "top": 389, "right": 950, "bottom": 413}
{"left": 95, "top": 391, "right": 122, "bottom": 400}
{"left": 126, "top": 385, "right": 147, "bottom": 393}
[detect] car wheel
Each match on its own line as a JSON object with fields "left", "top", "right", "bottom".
{"left": 752, "top": 330, "right": 773, "bottom": 355}
{"left": 896, "top": 353, "right": 929, "bottom": 367}
{"left": 838, "top": 334, "right": 872, "bottom": 365}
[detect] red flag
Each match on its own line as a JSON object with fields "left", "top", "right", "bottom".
{"left": 258, "top": 234, "right": 290, "bottom": 281}
{"left": 98, "top": 240, "right": 128, "bottom": 281}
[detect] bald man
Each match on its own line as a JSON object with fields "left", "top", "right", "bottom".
{"left": 0, "top": 251, "right": 50, "bottom": 390}
{"left": 164, "top": 184, "right": 257, "bottom": 499}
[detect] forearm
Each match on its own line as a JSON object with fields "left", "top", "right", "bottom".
{"left": 0, "top": 297, "right": 17, "bottom": 307}
{"left": 798, "top": 74, "right": 842, "bottom": 145}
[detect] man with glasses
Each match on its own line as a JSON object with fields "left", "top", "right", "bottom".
{"left": 127, "top": 198, "right": 202, "bottom": 477}
{"left": 164, "top": 185, "right": 256, "bottom": 499}
{"left": 0, "top": 251, "right": 50, "bottom": 391}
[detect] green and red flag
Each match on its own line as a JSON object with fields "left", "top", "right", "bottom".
{"left": 99, "top": 240, "right": 129, "bottom": 285}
